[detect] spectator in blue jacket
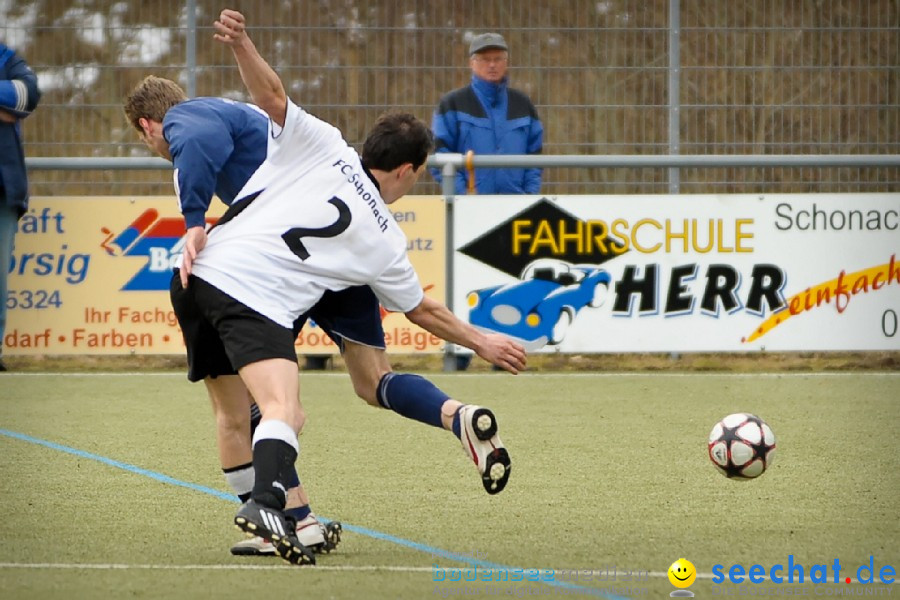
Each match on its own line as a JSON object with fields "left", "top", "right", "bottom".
{"left": 0, "top": 45, "right": 41, "bottom": 372}
{"left": 431, "top": 33, "right": 543, "bottom": 195}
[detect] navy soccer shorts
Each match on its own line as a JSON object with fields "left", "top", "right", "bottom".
{"left": 299, "top": 286, "right": 387, "bottom": 351}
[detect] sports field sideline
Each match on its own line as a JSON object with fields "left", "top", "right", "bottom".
{"left": 1, "top": 371, "right": 898, "bottom": 599}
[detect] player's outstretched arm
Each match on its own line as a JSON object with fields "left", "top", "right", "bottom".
{"left": 213, "top": 9, "right": 287, "bottom": 127}
{"left": 405, "top": 296, "right": 527, "bottom": 374}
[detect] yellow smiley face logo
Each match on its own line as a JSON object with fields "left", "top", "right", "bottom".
{"left": 668, "top": 558, "right": 697, "bottom": 588}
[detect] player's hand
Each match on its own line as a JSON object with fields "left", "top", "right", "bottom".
{"left": 475, "top": 334, "right": 527, "bottom": 374}
{"left": 0, "top": 108, "right": 17, "bottom": 124}
{"left": 180, "top": 226, "right": 207, "bottom": 288}
{"left": 213, "top": 9, "right": 247, "bottom": 46}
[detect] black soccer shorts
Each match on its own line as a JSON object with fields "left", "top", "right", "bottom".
{"left": 170, "top": 273, "right": 297, "bottom": 382}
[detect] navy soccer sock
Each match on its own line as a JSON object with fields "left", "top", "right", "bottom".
{"left": 282, "top": 456, "right": 311, "bottom": 521}
{"left": 249, "top": 402, "right": 262, "bottom": 437}
{"left": 286, "top": 505, "right": 312, "bottom": 521}
{"left": 375, "top": 373, "right": 449, "bottom": 429}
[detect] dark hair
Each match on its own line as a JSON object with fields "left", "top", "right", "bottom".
{"left": 362, "top": 112, "right": 434, "bottom": 172}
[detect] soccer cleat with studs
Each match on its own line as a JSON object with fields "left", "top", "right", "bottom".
{"left": 295, "top": 514, "right": 342, "bottom": 554}
{"left": 274, "top": 533, "right": 315, "bottom": 566}
{"left": 458, "top": 405, "right": 511, "bottom": 495}
{"left": 316, "top": 520, "right": 342, "bottom": 554}
{"left": 230, "top": 514, "right": 342, "bottom": 556}
{"left": 233, "top": 499, "right": 315, "bottom": 566}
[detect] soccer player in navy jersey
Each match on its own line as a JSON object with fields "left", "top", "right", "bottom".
{"left": 124, "top": 79, "right": 341, "bottom": 557}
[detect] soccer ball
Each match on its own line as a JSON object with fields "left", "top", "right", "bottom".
{"left": 708, "top": 413, "right": 776, "bottom": 479}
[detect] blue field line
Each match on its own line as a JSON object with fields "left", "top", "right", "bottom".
{"left": 0, "top": 428, "right": 238, "bottom": 502}
{"left": 1, "top": 428, "right": 628, "bottom": 599}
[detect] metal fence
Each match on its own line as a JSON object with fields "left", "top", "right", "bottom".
{"left": 4, "top": 0, "right": 899, "bottom": 195}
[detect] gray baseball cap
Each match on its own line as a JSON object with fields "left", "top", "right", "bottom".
{"left": 469, "top": 33, "right": 508, "bottom": 55}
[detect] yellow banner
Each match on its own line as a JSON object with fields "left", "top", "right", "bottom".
{"left": 6, "top": 196, "right": 445, "bottom": 355}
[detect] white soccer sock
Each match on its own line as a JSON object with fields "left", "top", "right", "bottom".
{"left": 223, "top": 463, "right": 255, "bottom": 498}
{"left": 252, "top": 419, "right": 299, "bottom": 453}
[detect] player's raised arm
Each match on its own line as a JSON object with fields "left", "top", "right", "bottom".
{"left": 213, "top": 9, "right": 287, "bottom": 127}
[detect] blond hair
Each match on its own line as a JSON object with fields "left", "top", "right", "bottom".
{"left": 123, "top": 76, "right": 188, "bottom": 132}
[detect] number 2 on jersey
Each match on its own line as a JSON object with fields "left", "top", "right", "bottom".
{"left": 281, "top": 196, "right": 352, "bottom": 260}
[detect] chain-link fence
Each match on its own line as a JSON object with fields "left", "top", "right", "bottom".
{"left": 4, "top": 0, "right": 898, "bottom": 196}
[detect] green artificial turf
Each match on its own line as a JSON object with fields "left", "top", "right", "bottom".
{"left": 1, "top": 372, "right": 897, "bottom": 599}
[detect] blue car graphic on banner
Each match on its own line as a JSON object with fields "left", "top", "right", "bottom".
{"left": 467, "top": 259, "right": 611, "bottom": 349}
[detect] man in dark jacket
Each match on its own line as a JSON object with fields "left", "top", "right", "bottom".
{"left": 431, "top": 33, "right": 543, "bottom": 195}
{"left": 0, "top": 44, "right": 41, "bottom": 372}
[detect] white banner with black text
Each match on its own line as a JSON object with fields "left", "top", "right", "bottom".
{"left": 453, "top": 194, "right": 899, "bottom": 352}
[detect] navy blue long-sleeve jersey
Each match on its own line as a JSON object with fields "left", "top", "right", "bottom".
{"left": 163, "top": 97, "right": 267, "bottom": 229}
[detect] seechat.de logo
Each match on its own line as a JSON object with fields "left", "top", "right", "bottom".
{"left": 712, "top": 555, "right": 895, "bottom": 585}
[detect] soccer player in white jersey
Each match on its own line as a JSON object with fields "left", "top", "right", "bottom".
{"left": 169, "top": 9, "right": 527, "bottom": 566}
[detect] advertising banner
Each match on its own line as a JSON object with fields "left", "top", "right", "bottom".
{"left": 6, "top": 195, "right": 445, "bottom": 355}
{"left": 453, "top": 194, "right": 899, "bottom": 352}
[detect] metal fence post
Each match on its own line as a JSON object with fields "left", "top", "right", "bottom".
{"left": 186, "top": 0, "right": 197, "bottom": 98}
{"left": 668, "top": 0, "right": 682, "bottom": 361}
{"left": 668, "top": 0, "right": 681, "bottom": 195}
{"left": 441, "top": 157, "right": 459, "bottom": 372}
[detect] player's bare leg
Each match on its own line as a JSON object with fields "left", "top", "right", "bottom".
{"left": 342, "top": 341, "right": 511, "bottom": 494}
{"left": 342, "top": 341, "right": 391, "bottom": 406}
{"left": 238, "top": 358, "right": 304, "bottom": 429}
{"left": 205, "top": 375, "right": 253, "bottom": 468}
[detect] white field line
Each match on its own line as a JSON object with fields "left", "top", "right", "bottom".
{"left": 3, "top": 371, "right": 898, "bottom": 378}
{"left": 0, "top": 562, "right": 433, "bottom": 572}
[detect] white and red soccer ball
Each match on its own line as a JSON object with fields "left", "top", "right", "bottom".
{"left": 708, "top": 413, "right": 776, "bottom": 479}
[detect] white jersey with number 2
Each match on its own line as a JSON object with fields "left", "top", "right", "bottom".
{"left": 192, "top": 99, "right": 424, "bottom": 328}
